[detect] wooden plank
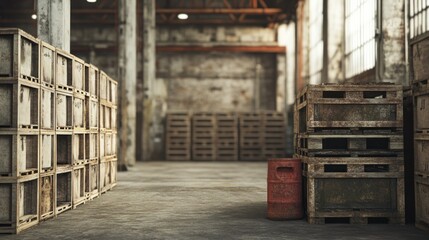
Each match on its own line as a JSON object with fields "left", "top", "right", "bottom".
{"left": 415, "top": 175, "right": 429, "bottom": 233}
{"left": 39, "top": 174, "right": 54, "bottom": 221}
{"left": 415, "top": 134, "right": 429, "bottom": 177}
{"left": 73, "top": 57, "right": 85, "bottom": 95}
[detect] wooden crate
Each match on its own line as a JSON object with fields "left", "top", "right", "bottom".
{"left": 72, "top": 133, "right": 85, "bottom": 166}
{"left": 99, "top": 71, "right": 110, "bottom": 104}
{"left": 56, "top": 91, "right": 73, "bottom": 131}
{"left": 56, "top": 134, "right": 72, "bottom": 171}
{"left": 73, "top": 95, "right": 85, "bottom": 130}
{"left": 415, "top": 175, "right": 429, "bottom": 233}
{"left": 85, "top": 97, "right": 98, "bottom": 131}
{"left": 41, "top": 87, "right": 55, "bottom": 130}
{"left": 111, "top": 106, "right": 117, "bottom": 131}
{"left": 85, "top": 163, "right": 99, "bottom": 200}
{"left": 99, "top": 161, "right": 112, "bottom": 194}
{"left": 109, "top": 77, "right": 118, "bottom": 106}
{"left": 414, "top": 93, "right": 429, "bottom": 133}
{"left": 295, "top": 133, "right": 404, "bottom": 158}
{"left": 40, "top": 41, "right": 55, "bottom": 89}
{"left": 85, "top": 64, "right": 98, "bottom": 99}
{"left": 216, "top": 113, "right": 238, "bottom": 161}
{"left": 100, "top": 104, "right": 112, "bottom": 131}
{"left": 0, "top": 28, "right": 39, "bottom": 83}
{"left": 0, "top": 131, "right": 39, "bottom": 178}
{"left": 0, "top": 178, "right": 39, "bottom": 234}
{"left": 85, "top": 132, "right": 98, "bottom": 163}
{"left": 304, "top": 176, "right": 405, "bottom": 224}
{"left": 40, "top": 131, "right": 55, "bottom": 174}
{"left": 72, "top": 165, "right": 86, "bottom": 208}
{"left": 239, "top": 112, "right": 263, "bottom": 161}
{"left": 73, "top": 57, "right": 85, "bottom": 95}
{"left": 39, "top": 174, "right": 54, "bottom": 221}
{"left": 166, "top": 112, "right": 191, "bottom": 161}
{"left": 192, "top": 113, "right": 216, "bottom": 161}
{"left": 111, "top": 160, "right": 117, "bottom": 187}
{"left": 415, "top": 133, "right": 429, "bottom": 177}
{"left": 55, "top": 49, "right": 73, "bottom": 92}
{"left": 56, "top": 171, "right": 72, "bottom": 215}
{"left": 295, "top": 84, "right": 403, "bottom": 133}
{"left": 0, "top": 81, "right": 39, "bottom": 130}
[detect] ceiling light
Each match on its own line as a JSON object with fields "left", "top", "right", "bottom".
{"left": 31, "top": 14, "right": 37, "bottom": 20}
{"left": 87, "top": 0, "right": 97, "bottom": 3}
{"left": 177, "top": 13, "right": 188, "bottom": 20}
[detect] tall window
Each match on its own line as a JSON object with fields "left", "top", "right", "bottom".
{"left": 410, "top": 0, "right": 429, "bottom": 39}
{"left": 345, "top": 0, "right": 377, "bottom": 79}
{"left": 308, "top": 0, "right": 324, "bottom": 84}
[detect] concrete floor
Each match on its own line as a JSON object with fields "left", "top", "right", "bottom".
{"left": 1, "top": 161, "right": 428, "bottom": 240}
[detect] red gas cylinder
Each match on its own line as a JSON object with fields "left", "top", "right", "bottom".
{"left": 267, "top": 158, "right": 303, "bottom": 220}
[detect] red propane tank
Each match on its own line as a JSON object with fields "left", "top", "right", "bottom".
{"left": 267, "top": 158, "right": 303, "bottom": 220}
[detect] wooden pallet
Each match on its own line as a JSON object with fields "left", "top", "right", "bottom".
{"left": 295, "top": 84, "right": 403, "bottom": 133}
{"left": 304, "top": 176, "right": 405, "bottom": 224}
{"left": 302, "top": 162, "right": 404, "bottom": 178}
{"left": 55, "top": 48, "right": 73, "bottom": 92}
{"left": 0, "top": 28, "right": 40, "bottom": 83}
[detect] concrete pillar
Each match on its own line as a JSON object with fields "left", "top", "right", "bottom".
{"left": 118, "top": 0, "right": 137, "bottom": 168}
{"left": 142, "top": 0, "right": 157, "bottom": 160}
{"left": 37, "top": 0, "right": 70, "bottom": 51}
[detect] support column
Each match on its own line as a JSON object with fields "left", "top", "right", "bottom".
{"left": 142, "top": 0, "right": 156, "bottom": 160}
{"left": 118, "top": 0, "right": 137, "bottom": 169}
{"left": 37, "top": 0, "right": 70, "bottom": 51}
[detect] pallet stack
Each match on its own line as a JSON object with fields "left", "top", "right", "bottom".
{"left": 165, "top": 112, "right": 191, "bottom": 161}
{"left": 413, "top": 72, "right": 429, "bottom": 232}
{"left": 192, "top": 112, "right": 216, "bottom": 161}
{"left": 294, "top": 84, "right": 405, "bottom": 224}
{"left": 0, "top": 28, "right": 117, "bottom": 234}
{"left": 215, "top": 113, "right": 238, "bottom": 161}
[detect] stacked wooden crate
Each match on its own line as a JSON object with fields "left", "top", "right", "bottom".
{"left": 215, "top": 113, "right": 238, "bottom": 161}
{"left": 99, "top": 72, "right": 118, "bottom": 194}
{"left": 0, "top": 29, "right": 41, "bottom": 233}
{"left": 165, "top": 112, "right": 191, "bottom": 161}
{"left": 294, "top": 84, "right": 405, "bottom": 224}
{"left": 192, "top": 113, "right": 216, "bottom": 161}
{"left": 413, "top": 61, "right": 429, "bottom": 232}
{"left": 240, "top": 112, "right": 286, "bottom": 161}
{"left": 0, "top": 28, "right": 117, "bottom": 234}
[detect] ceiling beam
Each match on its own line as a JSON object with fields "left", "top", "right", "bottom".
{"left": 156, "top": 45, "right": 286, "bottom": 53}
{"left": 156, "top": 8, "right": 282, "bottom": 15}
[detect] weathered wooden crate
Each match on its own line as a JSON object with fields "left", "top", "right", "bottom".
{"left": 295, "top": 84, "right": 403, "bottom": 133}
{"left": 0, "top": 131, "right": 39, "bottom": 178}
{"left": 41, "top": 87, "right": 55, "bottom": 130}
{"left": 0, "top": 81, "right": 39, "bottom": 130}
{"left": 72, "top": 165, "right": 86, "bottom": 208}
{"left": 56, "top": 171, "right": 72, "bottom": 215}
{"left": 73, "top": 57, "right": 85, "bottom": 95}
{"left": 39, "top": 174, "right": 54, "bottom": 221}
{"left": 85, "top": 163, "right": 99, "bottom": 200}
{"left": 72, "top": 133, "right": 85, "bottom": 166}
{"left": 239, "top": 112, "right": 263, "bottom": 161}
{"left": 192, "top": 113, "right": 216, "bottom": 161}
{"left": 304, "top": 176, "right": 405, "bottom": 224}
{"left": 0, "top": 28, "right": 39, "bottom": 83}
{"left": 295, "top": 133, "right": 404, "bottom": 158}
{"left": 85, "top": 132, "right": 98, "bottom": 163}
{"left": 99, "top": 71, "right": 110, "bottom": 104}
{"left": 99, "top": 161, "right": 112, "bottom": 194}
{"left": 85, "top": 64, "right": 98, "bottom": 99}
{"left": 55, "top": 49, "right": 73, "bottom": 92}
{"left": 111, "top": 107, "right": 117, "bottom": 131}
{"left": 109, "top": 77, "right": 118, "bottom": 106}
{"left": 40, "top": 41, "right": 55, "bottom": 88}
{"left": 215, "top": 113, "right": 238, "bottom": 161}
{"left": 40, "top": 132, "right": 55, "bottom": 174}
{"left": 415, "top": 134, "right": 429, "bottom": 177}
{"left": 414, "top": 93, "right": 429, "bottom": 133}
{"left": 110, "top": 160, "right": 117, "bottom": 187}
{"left": 415, "top": 175, "right": 429, "bottom": 233}
{"left": 56, "top": 134, "right": 72, "bottom": 171}
{"left": 166, "top": 112, "right": 191, "bottom": 161}
{"left": 73, "top": 95, "right": 85, "bottom": 130}
{"left": 85, "top": 97, "right": 98, "bottom": 131}
{"left": 0, "top": 178, "right": 39, "bottom": 234}
{"left": 56, "top": 91, "right": 73, "bottom": 131}
{"left": 100, "top": 104, "right": 112, "bottom": 131}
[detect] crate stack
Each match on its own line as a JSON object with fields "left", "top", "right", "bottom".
{"left": 294, "top": 84, "right": 405, "bottom": 224}
{"left": 99, "top": 72, "right": 118, "bottom": 194}
{"left": 0, "top": 29, "right": 41, "bottom": 234}
{"left": 0, "top": 28, "right": 118, "bottom": 234}
{"left": 165, "top": 112, "right": 191, "bottom": 161}
{"left": 262, "top": 112, "right": 286, "bottom": 159}
{"left": 215, "top": 113, "right": 238, "bottom": 161}
{"left": 413, "top": 73, "right": 429, "bottom": 232}
{"left": 192, "top": 112, "right": 216, "bottom": 161}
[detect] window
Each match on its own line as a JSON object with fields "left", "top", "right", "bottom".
{"left": 308, "top": 0, "right": 324, "bottom": 84}
{"left": 410, "top": 0, "right": 429, "bottom": 39}
{"left": 345, "top": 0, "right": 377, "bottom": 79}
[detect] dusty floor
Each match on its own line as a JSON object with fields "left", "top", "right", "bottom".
{"left": 1, "top": 161, "right": 428, "bottom": 240}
